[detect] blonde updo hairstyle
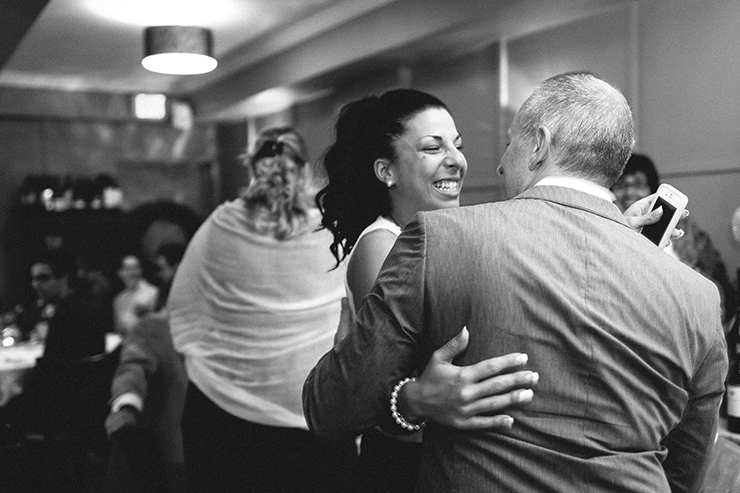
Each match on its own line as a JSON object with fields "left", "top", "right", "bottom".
{"left": 240, "top": 126, "right": 315, "bottom": 239}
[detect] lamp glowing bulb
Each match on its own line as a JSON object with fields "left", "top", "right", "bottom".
{"left": 142, "top": 26, "right": 217, "bottom": 75}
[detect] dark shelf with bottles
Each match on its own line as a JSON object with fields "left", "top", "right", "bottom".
{"left": 4, "top": 175, "right": 133, "bottom": 310}
{"left": 17, "top": 173, "right": 123, "bottom": 213}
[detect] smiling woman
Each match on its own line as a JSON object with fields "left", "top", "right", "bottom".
{"left": 316, "top": 89, "right": 465, "bottom": 268}
{"left": 313, "top": 88, "right": 533, "bottom": 493}
{"left": 316, "top": 89, "right": 466, "bottom": 322}
{"left": 314, "top": 88, "right": 468, "bottom": 492}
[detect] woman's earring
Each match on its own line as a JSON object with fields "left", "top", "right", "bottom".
{"left": 386, "top": 181, "right": 393, "bottom": 188}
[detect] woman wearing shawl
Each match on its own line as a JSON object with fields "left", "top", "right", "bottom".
{"left": 168, "top": 127, "right": 356, "bottom": 492}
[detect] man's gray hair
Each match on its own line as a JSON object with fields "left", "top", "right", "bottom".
{"left": 518, "top": 72, "right": 635, "bottom": 188}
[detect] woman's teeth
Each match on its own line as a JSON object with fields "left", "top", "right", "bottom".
{"left": 434, "top": 180, "right": 458, "bottom": 191}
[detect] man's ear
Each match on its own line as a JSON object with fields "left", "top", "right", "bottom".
{"left": 374, "top": 158, "right": 395, "bottom": 187}
{"left": 529, "top": 125, "right": 551, "bottom": 171}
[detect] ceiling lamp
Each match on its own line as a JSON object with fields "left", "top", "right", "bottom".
{"left": 142, "top": 26, "right": 217, "bottom": 75}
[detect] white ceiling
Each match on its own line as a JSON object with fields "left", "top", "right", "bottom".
{"left": 0, "top": 0, "right": 629, "bottom": 120}
{"left": 0, "top": 0, "right": 386, "bottom": 94}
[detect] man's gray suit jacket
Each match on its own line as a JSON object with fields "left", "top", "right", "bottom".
{"left": 304, "top": 185, "right": 728, "bottom": 493}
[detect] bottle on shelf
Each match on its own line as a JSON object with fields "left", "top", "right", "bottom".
{"left": 54, "top": 174, "right": 74, "bottom": 212}
{"left": 94, "top": 173, "right": 123, "bottom": 209}
{"left": 40, "top": 174, "right": 59, "bottom": 211}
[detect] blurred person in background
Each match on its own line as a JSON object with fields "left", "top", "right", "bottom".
{"left": 0, "top": 248, "right": 107, "bottom": 442}
{"left": 167, "top": 126, "right": 358, "bottom": 493}
{"left": 669, "top": 218, "right": 738, "bottom": 326}
{"left": 152, "top": 243, "right": 186, "bottom": 313}
{"left": 610, "top": 153, "right": 660, "bottom": 213}
{"left": 611, "top": 153, "right": 738, "bottom": 324}
{"left": 105, "top": 242, "right": 189, "bottom": 493}
{"left": 30, "top": 247, "right": 106, "bottom": 359}
{"left": 113, "top": 255, "right": 159, "bottom": 335}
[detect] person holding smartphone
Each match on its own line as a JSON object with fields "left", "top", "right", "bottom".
{"left": 611, "top": 153, "right": 737, "bottom": 324}
{"left": 305, "top": 72, "right": 727, "bottom": 493}
{"left": 313, "top": 87, "right": 693, "bottom": 493}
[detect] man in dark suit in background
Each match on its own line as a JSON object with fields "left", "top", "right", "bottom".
{"left": 0, "top": 248, "right": 110, "bottom": 487}
{"left": 304, "top": 72, "right": 728, "bottom": 492}
{"left": 30, "top": 248, "right": 105, "bottom": 359}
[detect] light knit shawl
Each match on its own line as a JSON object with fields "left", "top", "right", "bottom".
{"left": 169, "top": 199, "right": 345, "bottom": 429}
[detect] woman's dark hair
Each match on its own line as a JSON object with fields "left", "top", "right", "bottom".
{"left": 155, "top": 242, "right": 187, "bottom": 267}
{"left": 127, "top": 200, "right": 202, "bottom": 282}
{"left": 315, "top": 88, "right": 447, "bottom": 267}
{"left": 622, "top": 153, "right": 660, "bottom": 194}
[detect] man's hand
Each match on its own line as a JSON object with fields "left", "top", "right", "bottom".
{"left": 399, "top": 327, "right": 538, "bottom": 430}
{"left": 623, "top": 193, "right": 689, "bottom": 243}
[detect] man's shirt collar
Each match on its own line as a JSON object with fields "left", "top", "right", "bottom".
{"left": 534, "top": 176, "right": 614, "bottom": 203}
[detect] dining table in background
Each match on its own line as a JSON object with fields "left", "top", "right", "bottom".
{"left": 0, "top": 340, "right": 43, "bottom": 407}
{"left": 0, "top": 332, "right": 122, "bottom": 407}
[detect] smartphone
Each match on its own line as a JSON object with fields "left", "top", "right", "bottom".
{"left": 639, "top": 184, "right": 688, "bottom": 248}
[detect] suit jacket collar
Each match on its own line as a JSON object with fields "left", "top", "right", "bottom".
{"left": 512, "top": 185, "right": 630, "bottom": 229}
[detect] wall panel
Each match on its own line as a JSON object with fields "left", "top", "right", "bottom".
{"left": 414, "top": 44, "right": 503, "bottom": 205}
{"left": 506, "top": 4, "right": 635, "bottom": 118}
{"left": 638, "top": 0, "right": 740, "bottom": 279}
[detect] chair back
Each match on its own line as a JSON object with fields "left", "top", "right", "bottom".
{"left": 33, "top": 345, "right": 121, "bottom": 439}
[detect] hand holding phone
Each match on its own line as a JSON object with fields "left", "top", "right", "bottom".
{"left": 639, "top": 184, "right": 688, "bottom": 248}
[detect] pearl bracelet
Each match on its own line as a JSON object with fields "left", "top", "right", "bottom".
{"left": 390, "top": 377, "right": 427, "bottom": 432}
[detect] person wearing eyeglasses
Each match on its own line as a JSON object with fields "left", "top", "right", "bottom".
{"left": 610, "top": 153, "right": 659, "bottom": 213}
